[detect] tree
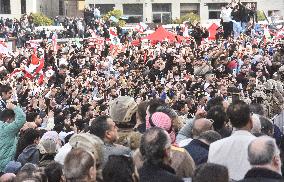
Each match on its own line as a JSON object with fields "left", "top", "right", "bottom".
{"left": 172, "top": 12, "right": 200, "bottom": 24}
{"left": 102, "top": 9, "right": 126, "bottom": 27}
{"left": 257, "top": 10, "right": 266, "bottom": 21}
{"left": 31, "top": 13, "right": 54, "bottom": 26}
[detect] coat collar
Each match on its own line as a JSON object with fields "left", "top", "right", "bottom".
{"left": 244, "top": 167, "right": 283, "bottom": 180}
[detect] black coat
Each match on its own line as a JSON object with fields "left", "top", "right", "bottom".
{"left": 139, "top": 162, "right": 183, "bottom": 182}
{"left": 238, "top": 168, "right": 284, "bottom": 182}
{"left": 184, "top": 139, "right": 209, "bottom": 166}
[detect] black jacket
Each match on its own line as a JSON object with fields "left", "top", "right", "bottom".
{"left": 139, "top": 162, "right": 183, "bottom": 182}
{"left": 238, "top": 168, "right": 284, "bottom": 182}
{"left": 184, "top": 139, "right": 209, "bottom": 166}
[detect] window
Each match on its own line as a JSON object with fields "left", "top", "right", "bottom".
{"left": 21, "top": 0, "right": 26, "bottom": 14}
{"left": 152, "top": 3, "right": 171, "bottom": 24}
{"left": 268, "top": 10, "right": 280, "bottom": 17}
{"left": 0, "top": 0, "right": 11, "bottom": 14}
{"left": 95, "top": 4, "right": 115, "bottom": 15}
{"left": 59, "top": 0, "right": 64, "bottom": 15}
{"left": 180, "top": 3, "right": 200, "bottom": 17}
{"left": 207, "top": 3, "right": 227, "bottom": 19}
{"left": 89, "top": 4, "right": 94, "bottom": 9}
{"left": 123, "top": 4, "right": 143, "bottom": 23}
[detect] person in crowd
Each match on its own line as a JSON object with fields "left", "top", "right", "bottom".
{"left": 192, "top": 163, "right": 229, "bottom": 182}
{"left": 0, "top": 84, "right": 13, "bottom": 112}
{"left": 0, "top": 102, "right": 26, "bottom": 174}
{"left": 179, "top": 118, "right": 213, "bottom": 147}
{"left": 208, "top": 100, "right": 256, "bottom": 181}
{"left": 259, "top": 116, "right": 274, "bottom": 137}
{"left": 63, "top": 148, "right": 97, "bottom": 182}
{"left": 184, "top": 130, "right": 221, "bottom": 165}
{"left": 206, "top": 105, "right": 231, "bottom": 138}
{"left": 239, "top": 136, "right": 283, "bottom": 182}
{"left": 44, "top": 162, "right": 63, "bottom": 182}
{"left": 16, "top": 128, "right": 40, "bottom": 166}
{"left": 102, "top": 155, "right": 139, "bottom": 182}
{"left": 90, "top": 115, "right": 131, "bottom": 166}
{"left": 139, "top": 127, "right": 183, "bottom": 182}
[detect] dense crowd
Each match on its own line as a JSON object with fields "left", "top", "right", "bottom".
{"left": 0, "top": 1, "right": 284, "bottom": 182}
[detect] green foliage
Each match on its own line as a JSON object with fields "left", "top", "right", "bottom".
{"left": 172, "top": 12, "right": 200, "bottom": 24}
{"left": 31, "top": 13, "right": 54, "bottom": 26}
{"left": 257, "top": 10, "right": 266, "bottom": 21}
{"left": 102, "top": 9, "right": 126, "bottom": 27}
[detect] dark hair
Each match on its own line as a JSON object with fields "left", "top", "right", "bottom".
{"left": 227, "top": 100, "right": 251, "bottom": 128}
{"left": 140, "top": 127, "right": 170, "bottom": 165}
{"left": 44, "top": 162, "right": 63, "bottom": 182}
{"left": 64, "top": 148, "right": 95, "bottom": 181}
{"left": 205, "top": 96, "right": 224, "bottom": 111}
{"left": 15, "top": 128, "right": 40, "bottom": 159}
{"left": 148, "top": 98, "right": 166, "bottom": 115}
{"left": 172, "top": 100, "right": 187, "bottom": 112}
{"left": 192, "top": 163, "right": 229, "bottom": 182}
{"left": 198, "top": 130, "right": 222, "bottom": 144}
{"left": 0, "top": 109, "right": 15, "bottom": 122}
{"left": 103, "top": 155, "right": 136, "bottom": 182}
{"left": 206, "top": 105, "right": 228, "bottom": 130}
{"left": 26, "top": 112, "right": 39, "bottom": 123}
{"left": 89, "top": 115, "right": 111, "bottom": 139}
{"left": 0, "top": 84, "right": 12, "bottom": 95}
{"left": 137, "top": 101, "right": 149, "bottom": 124}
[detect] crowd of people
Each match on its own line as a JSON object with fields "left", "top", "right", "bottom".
{"left": 0, "top": 1, "right": 284, "bottom": 181}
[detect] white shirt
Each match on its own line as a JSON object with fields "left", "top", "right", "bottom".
{"left": 208, "top": 130, "right": 256, "bottom": 181}
{"left": 221, "top": 8, "right": 232, "bottom": 22}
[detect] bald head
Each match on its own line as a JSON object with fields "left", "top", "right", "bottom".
{"left": 248, "top": 136, "right": 280, "bottom": 169}
{"left": 0, "top": 173, "right": 16, "bottom": 182}
{"left": 192, "top": 118, "right": 213, "bottom": 138}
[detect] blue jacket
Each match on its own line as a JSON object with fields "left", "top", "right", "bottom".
{"left": 0, "top": 107, "right": 26, "bottom": 172}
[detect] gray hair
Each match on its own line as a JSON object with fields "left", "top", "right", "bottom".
{"left": 248, "top": 136, "right": 279, "bottom": 165}
{"left": 198, "top": 130, "right": 222, "bottom": 144}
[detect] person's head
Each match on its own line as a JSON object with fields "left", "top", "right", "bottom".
{"left": 248, "top": 136, "right": 281, "bottom": 174}
{"left": 103, "top": 155, "right": 139, "bottom": 182}
{"left": 90, "top": 115, "right": 118, "bottom": 143}
{"left": 44, "top": 162, "right": 63, "bottom": 182}
{"left": 227, "top": 100, "right": 252, "bottom": 130}
{"left": 147, "top": 112, "right": 175, "bottom": 143}
{"left": 64, "top": 148, "right": 97, "bottom": 182}
{"left": 140, "top": 127, "right": 171, "bottom": 166}
{"left": 0, "top": 84, "right": 12, "bottom": 101}
{"left": 192, "top": 118, "right": 213, "bottom": 138}
{"left": 250, "top": 103, "right": 265, "bottom": 116}
{"left": 0, "top": 173, "right": 16, "bottom": 182}
{"left": 198, "top": 130, "right": 222, "bottom": 145}
{"left": 259, "top": 116, "right": 274, "bottom": 137}
{"left": 0, "top": 109, "right": 15, "bottom": 123}
{"left": 205, "top": 96, "right": 224, "bottom": 111}
{"left": 20, "top": 128, "right": 40, "bottom": 147}
{"left": 192, "top": 163, "right": 229, "bottom": 182}
{"left": 136, "top": 101, "right": 149, "bottom": 124}
{"left": 26, "top": 112, "right": 42, "bottom": 126}
{"left": 147, "top": 98, "right": 166, "bottom": 116}
{"left": 206, "top": 105, "right": 228, "bottom": 131}
{"left": 172, "top": 100, "right": 189, "bottom": 115}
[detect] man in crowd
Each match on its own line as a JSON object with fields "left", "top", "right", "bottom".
{"left": 239, "top": 136, "right": 283, "bottom": 181}
{"left": 139, "top": 127, "right": 183, "bottom": 182}
{"left": 90, "top": 115, "right": 131, "bottom": 166}
{"left": 208, "top": 100, "right": 256, "bottom": 181}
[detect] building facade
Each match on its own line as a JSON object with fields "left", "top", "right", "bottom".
{"left": 1, "top": 0, "right": 284, "bottom": 23}
{"left": 86, "top": 0, "right": 284, "bottom": 23}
